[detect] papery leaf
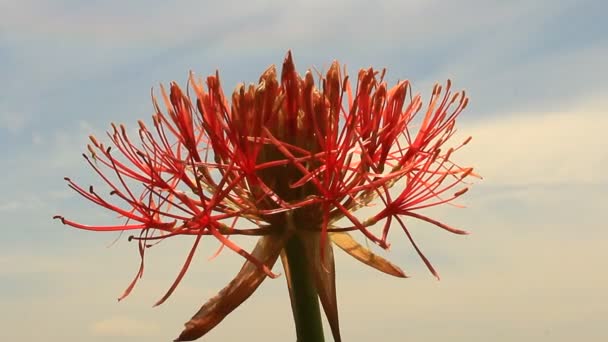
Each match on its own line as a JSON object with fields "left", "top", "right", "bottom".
{"left": 331, "top": 232, "right": 407, "bottom": 278}
{"left": 175, "top": 235, "right": 286, "bottom": 341}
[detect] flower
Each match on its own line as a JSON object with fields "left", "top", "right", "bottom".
{"left": 55, "top": 51, "right": 476, "bottom": 341}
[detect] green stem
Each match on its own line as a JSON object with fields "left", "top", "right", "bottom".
{"left": 284, "top": 235, "right": 325, "bottom": 342}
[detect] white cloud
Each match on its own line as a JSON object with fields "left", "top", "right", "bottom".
{"left": 0, "top": 0, "right": 274, "bottom": 46}
{"left": 332, "top": 219, "right": 608, "bottom": 341}
{"left": 90, "top": 316, "right": 160, "bottom": 337}
{"left": 0, "top": 0, "right": 576, "bottom": 52}
{"left": 214, "top": 0, "right": 569, "bottom": 52}
{"left": 455, "top": 95, "right": 608, "bottom": 185}
{"left": 0, "top": 111, "right": 30, "bottom": 134}
{"left": 0, "top": 200, "right": 21, "bottom": 212}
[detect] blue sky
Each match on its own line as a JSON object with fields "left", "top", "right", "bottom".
{"left": 1, "top": 0, "right": 607, "bottom": 341}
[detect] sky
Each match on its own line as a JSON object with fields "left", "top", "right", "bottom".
{"left": 1, "top": 0, "right": 607, "bottom": 341}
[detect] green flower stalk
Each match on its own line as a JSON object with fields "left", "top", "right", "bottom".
{"left": 55, "top": 51, "right": 478, "bottom": 341}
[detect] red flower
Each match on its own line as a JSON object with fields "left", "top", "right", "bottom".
{"left": 55, "top": 51, "right": 477, "bottom": 341}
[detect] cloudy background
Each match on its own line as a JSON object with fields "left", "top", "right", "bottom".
{"left": 1, "top": 0, "right": 606, "bottom": 341}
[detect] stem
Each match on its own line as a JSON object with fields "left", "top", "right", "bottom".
{"left": 284, "top": 235, "right": 325, "bottom": 342}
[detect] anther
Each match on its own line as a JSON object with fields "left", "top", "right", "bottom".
{"left": 89, "top": 135, "right": 100, "bottom": 146}
{"left": 460, "top": 168, "right": 473, "bottom": 179}
{"left": 454, "top": 188, "right": 469, "bottom": 197}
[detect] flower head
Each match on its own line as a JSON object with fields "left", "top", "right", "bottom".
{"left": 55, "top": 51, "right": 477, "bottom": 341}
